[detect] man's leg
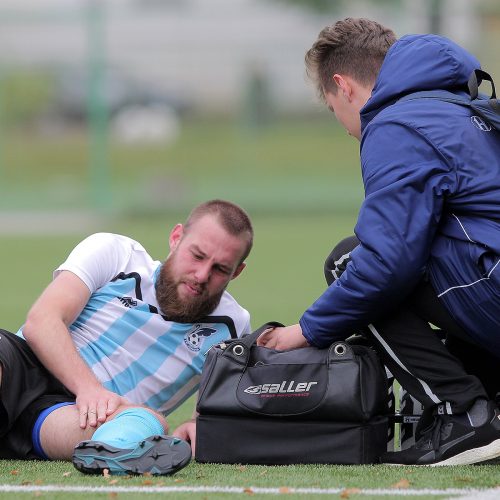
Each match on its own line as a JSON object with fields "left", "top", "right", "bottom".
{"left": 0, "top": 330, "right": 76, "bottom": 459}
{"left": 445, "top": 334, "right": 500, "bottom": 404}
{"left": 368, "top": 278, "right": 500, "bottom": 465}
{"left": 325, "top": 236, "right": 488, "bottom": 412}
{"left": 324, "top": 235, "right": 359, "bottom": 286}
{"left": 38, "top": 403, "right": 94, "bottom": 459}
{"left": 39, "top": 403, "right": 191, "bottom": 475}
{"left": 39, "top": 403, "right": 162, "bottom": 460}
{"left": 324, "top": 237, "right": 500, "bottom": 465}
{"left": 367, "top": 305, "right": 487, "bottom": 415}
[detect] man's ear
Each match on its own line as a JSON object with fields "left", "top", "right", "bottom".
{"left": 333, "top": 74, "right": 353, "bottom": 101}
{"left": 169, "top": 224, "right": 184, "bottom": 252}
{"left": 230, "top": 262, "right": 246, "bottom": 281}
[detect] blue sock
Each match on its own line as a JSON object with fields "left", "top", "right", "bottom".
{"left": 91, "top": 408, "right": 165, "bottom": 449}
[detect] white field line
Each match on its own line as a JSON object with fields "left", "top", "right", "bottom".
{"left": 449, "top": 490, "right": 500, "bottom": 500}
{"left": 0, "top": 484, "right": 499, "bottom": 496}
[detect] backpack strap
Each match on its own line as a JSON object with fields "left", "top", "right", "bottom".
{"left": 399, "top": 69, "right": 499, "bottom": 113}
{"left": 398, "top": 68, "right": 500, "bottom": 132}
{"left": 468, "top": 69, "right": 496, "bottom": 100}
{"left": 398, "top": 89, "right": 469, "bottom": 106}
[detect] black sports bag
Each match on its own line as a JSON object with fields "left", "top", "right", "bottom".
{"left": 196, "top": 322, "right": 389, "bottom": 465}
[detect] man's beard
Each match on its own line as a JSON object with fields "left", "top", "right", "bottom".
{"left": 155, "top": 258, "right": 224, "bottom": 323}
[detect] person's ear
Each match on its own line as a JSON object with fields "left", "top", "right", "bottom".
{"left": 333, "top": 74, "right": 352, "bottom": 101}
{"left": 230, "top": 262, "right": 246, "bottom": 280}
{"left": 169, "top": 224, "right": 184, "bottom": 252}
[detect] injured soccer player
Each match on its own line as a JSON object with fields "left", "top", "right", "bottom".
{"left": 0, "top": 199, "right": 253, "bottom": 475}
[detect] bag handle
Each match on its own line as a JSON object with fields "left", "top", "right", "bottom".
{"left": 221, "top": 321, "right": 285, "bottom": 363}
{"left": 468, "top": 69, "right": 496, "bottom": 99}
{"left": 238, "top": 321, "right": 285, "bottom": 348}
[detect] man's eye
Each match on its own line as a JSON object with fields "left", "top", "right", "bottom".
{"left": 193, "top": 254, "right": 203, "bottom": 260}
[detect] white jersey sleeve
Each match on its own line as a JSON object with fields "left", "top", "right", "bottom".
{"left": 54, "top": 233, "right": 146, "bottom": 293}
{"left": 239, "top": 310, "right": 251, "bottom": 337}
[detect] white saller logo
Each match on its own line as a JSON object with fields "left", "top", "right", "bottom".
{"left": 244, "top": 380, "right": 318, "bottom": 395}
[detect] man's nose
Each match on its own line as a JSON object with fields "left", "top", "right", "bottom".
{"left": 194, "top": 262, "right": 211, "bottom": 283}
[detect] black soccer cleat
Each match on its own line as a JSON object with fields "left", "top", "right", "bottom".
{"left": 381, "top": 399, "right": 500, "bottom": 466}
{"left": 72, "top": 435, "right": 192, "bottom": 476}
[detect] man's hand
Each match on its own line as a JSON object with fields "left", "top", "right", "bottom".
{"left": 76, "top": 385, "right": 130, "bottom": 429}
{"left": 256, "top": 323, "right": 309, "bottom": 350}
{"left": 172, "top": 419, "right": 196, "bottom": 455}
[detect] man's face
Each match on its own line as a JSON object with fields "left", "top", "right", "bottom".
{"left": 325, "top": 89, "right": 362, "bottom": 140}
{"left": 155, "top": 214, "right": 247, "bottom": 322}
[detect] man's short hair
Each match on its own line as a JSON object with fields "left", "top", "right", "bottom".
{"left": 185, "top": 199, "right": 253, "bottom": 264}
{"left": 305, "top": 18, "right": 397, "bottom": 102}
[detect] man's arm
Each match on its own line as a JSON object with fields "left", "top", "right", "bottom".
{"left": 23, "top": 271, "right": 128, "bottom": 429}
{"left": 300, "top": 121, "right": 452, "bottom": 347}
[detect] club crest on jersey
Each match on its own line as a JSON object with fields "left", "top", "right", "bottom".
{"left": 184, "top": 324, "right": 217, "bottom": 352}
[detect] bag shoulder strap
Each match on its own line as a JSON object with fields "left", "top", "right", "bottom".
{"left": 398, "top": 69, "right": 500, "bottom": 131}
{"left": 398, "top": 89, "right": 470, "bottom": 106}
{"left": 468, "top": 69, "right": 496, "bottom": 100}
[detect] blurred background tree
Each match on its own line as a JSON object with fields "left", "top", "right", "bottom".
{"left": 0, "top": 0, "right": 496, "bottom": 220}
{"left": 271, "top": 0, "right": 402, "bottom": 14}
{"left": 270, "top": 0, "right": 448, "bottom": 32}
{"left": 0, "top": 0, "right": 498, "bottom": 338}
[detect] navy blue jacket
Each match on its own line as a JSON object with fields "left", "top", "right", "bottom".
{"left": 300, "top": 35, "right": 500, "bottom": 356}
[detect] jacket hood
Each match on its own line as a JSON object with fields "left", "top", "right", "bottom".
{"left": 361, "top": 34, "right": 481, "bottom": 129}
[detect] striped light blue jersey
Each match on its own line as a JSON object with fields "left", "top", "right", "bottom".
{"left": 20, "top": 233, "right": 251, "bottom": 415}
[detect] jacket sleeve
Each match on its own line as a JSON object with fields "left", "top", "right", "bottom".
{"left": 300, "top": 121, "right": 456, "bottom": 348}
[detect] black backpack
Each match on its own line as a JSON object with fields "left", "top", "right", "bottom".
{"left": 400, "top": 69, "right": 500, "bottom": 132}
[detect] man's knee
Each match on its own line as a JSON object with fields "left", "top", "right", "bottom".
{"left": 108, "top": 404, "right": 168, "bottom": 433}
{"left": 324, "top": 235, "right": 359, "bottom": 285}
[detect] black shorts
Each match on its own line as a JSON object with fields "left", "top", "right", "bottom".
{"left": 0, "top": 329, "right": 74, "bottom": 459}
